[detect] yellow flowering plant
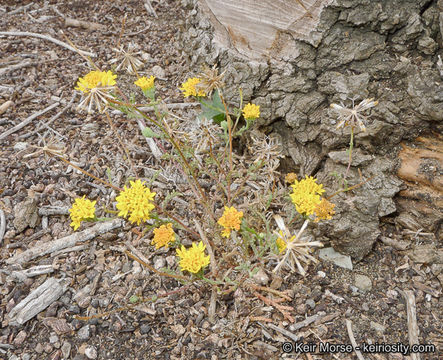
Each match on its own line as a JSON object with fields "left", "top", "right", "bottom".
{"left": 116, "top": 179, "right": 156, "bottom": 225}
{"left": 152, "top": 223, "right": 175, "bottom": 249}
{"left": 176, "top": 241, "right": 210, "bottom": 274}
{"left": 134, "top": 75, "right": 155, "bottom": 100}
{"left": 45, "top": 41, "right": 360, "bottom": 325}
{"left": 69, "top": 196, "right": 96, "bottom": 231}
{"left": 217, "top": 206, "right": 244, "bottom": 238}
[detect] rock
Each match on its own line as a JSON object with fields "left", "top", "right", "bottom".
{"left": 13, "top": 197, "right": 39, "bottom": 232}
{"left": 49, "top": 333, "right": 59, "bottom": 344}
{"left": 61, "top": 341, "right": 72, "bottom": 359}
{"left": 370, "top": 321, "right": 386, "bottom": 333}
{"left": 408, "top": 244, "right": 443, "bottom": 264}
{"left": 153, "top": 256, "right": 166, "bottom": 270}
{"left": 354, "top": 274, "right": 372, "bottom": 292}
{"left": 78, "top": 325, "right": 91, "bottom": 340}
{"left": 318, "top": 247, "right": 353, "bottom": 270}
{"left": 252, "top": 268, "right": 269, "bottom": 285}
{"left": 140, "top": 323, "right": 151, "bottom": 335}
{"left": 35, "top": 343, "right": 44, "bottom": 354}
{"left": 151, "top": 65, "right": 166, "bottom": 79}
{"left": 306, "top": 299, "right": 315, "bottom": 309}
{"left": 85, "top": 346, "right": 98, "bottom": 359}
{"left": 13, "top": 142, "right": 28, "bottom": 151}
{"left": 13, "top": 330, "right": 27, "bottom": 346}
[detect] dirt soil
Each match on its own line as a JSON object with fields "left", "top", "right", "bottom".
{"left": 0, "top": 1, "right": 442, "bottom": 360}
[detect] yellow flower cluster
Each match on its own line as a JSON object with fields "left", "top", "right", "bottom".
{"left": 134, "top": 75, "right": 155, "bottom": 91}
{"left": 69, "top": 196, "right": 96, "bottom": 231}
{"left": 116, "top": 179, "right": 156, "bottom": 225}
{"left": 152, "top": 223, "right": 175, "bottom": 249}
{"left": 217, "top": 206, "right": 243, "bottom": 238}
{"left": 314, "top": 198, "right": 336, "bottom": 222}
{"left": 242, "top": 103, "right": 260, "bottom": 120}
{"left": 75, "top": 70, "right": 117, "bottom": 93}
{"left": 176, "top": 241, "right": 210, "bottom": 274}
{"left": 290, "top": 175, "right": 325, "bottom": 216}
{"left": 179, "top": 77, "right": 206, "bottom": 97}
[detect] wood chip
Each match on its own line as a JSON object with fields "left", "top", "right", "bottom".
{"left": 7, "top": 278, "right": 68, "bottom": 325}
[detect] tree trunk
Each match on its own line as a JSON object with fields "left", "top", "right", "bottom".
{"left": 180, "top": 0, "right": 443, "bottom": 260}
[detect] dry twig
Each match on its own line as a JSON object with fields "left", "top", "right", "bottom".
{"left": 0, "top": 102, "right": 59, "bottom": 141}
{"left": 398, "top": 289, "right": 421, "bottom": 360}
{"left": 253, "top": 291, "right": 295, "bottom": 323}
{"left": 0, "top": 31, "right": 96, "bottom": 57}
{"left": 0, "top": 209, "right": 5, "bottom": 246}
{"left": 345, "top": 319, "right": 365, "bottom": 360}
{"left": 6, "top": 219, "right": 124, "bottom": 265}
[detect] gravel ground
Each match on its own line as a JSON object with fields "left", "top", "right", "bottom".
{"left": 0, "top": 1, "right": 442, "bottom": 360}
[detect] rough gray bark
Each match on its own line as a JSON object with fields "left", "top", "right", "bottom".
{"left": 180, "top": 0, "right": 443, "bottom": 260}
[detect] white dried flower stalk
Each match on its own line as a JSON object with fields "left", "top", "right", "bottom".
{"left": 330, "top": 98, "right": 378, "bottom": 132}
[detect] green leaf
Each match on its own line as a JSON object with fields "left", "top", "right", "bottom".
{"left": 129, "top": 295, "right": 139, "bottom": 304}
{"left": 142, "top": 126, "right": 161, "bottom": 138}
{"left": 199, "top": 89, "right": 226, "bottom": 124}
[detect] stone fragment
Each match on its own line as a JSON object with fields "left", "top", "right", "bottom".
{"left": 354, "top": 274, "right": 372, "bottom": 292}
{"left": 319, "top": 248, "right": 353, "bottom": 270}
{"left": 13, "top": 197, "right": 39, "bottom": 232}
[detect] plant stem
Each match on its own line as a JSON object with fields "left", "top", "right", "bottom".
{"left": 344, "top": 126, "right": 354, "bottom": 180}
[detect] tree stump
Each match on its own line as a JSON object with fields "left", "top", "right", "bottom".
{"left": 180, "top": 0, "right": 443, "bottom": 260}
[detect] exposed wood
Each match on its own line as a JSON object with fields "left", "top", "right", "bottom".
{"left": 200, "top": 0, "right": 333, "bottom": 58}
{"left": 396, "top": 134, "right": 443, "bottom": 235}
{"left": 7, "top": 278, "right": 68, "bottom": 325}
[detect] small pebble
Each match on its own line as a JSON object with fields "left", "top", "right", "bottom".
{"left": 354, "top": 274, "right": 372, "bottom": 292}
{"left": 49, "top": 333, "right": 59, "bottom": 344}
{"left": 306, "top": 299, "right": 316, "bottom": 309}
{"left": 35, "top": 343, "right": 44, "bottom": 354}
{"left": 140, "top": 324, "right": 151, "bottom": 335}
{"left": 85, "top": 346, "right": 97, "bottom": 359}
{"left": 78, "top": 325, "right": 90, "bottom": 340}
{"left": 13, "top": 330, "right": 27, "bottom": 346}
{"left": 154, "top": 257, "right": 166, "bottom": 270}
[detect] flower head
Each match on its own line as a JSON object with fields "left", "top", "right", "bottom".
{"left": 134, "top": 76, "right": 155, "bottom": 91}
{"left": 176, "top": 241, "right": 210, "bottom": 274}
{"left": 152, "top": 223, "right": 175, "bottom": 249}
{"left": 285, "top": 172, "right": 298, "bottom": 184}
{"left": 330, "top": 98, "right": 378, "bottom": 132}
{"left": 290, "top": 175, "right": 325, "bottom": 216}
{"left": 242, "top": 103, "right": 260, "bottom": 120}
{"left": 116, "top": 179, "right": 156, "bottom": 225}
{"left": 75, "top": 70, "right": 117, "bottom": 93}
{"left": 179, "top": 77, "right": 206, "bottom": 97}
{"left": 75, "top": 70, "right": 117, "bottom": 113}
{"left": 69, "top": 196, "right": 96, "bottom": 231}
{"left": 314, "top": 198, "right": 335, "bottom": 222}
{"left": 197, "top": 64, "right": 225, "bottom": 95}
{"left": 217, "top": 206, "right": 243, "bottom": 238}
